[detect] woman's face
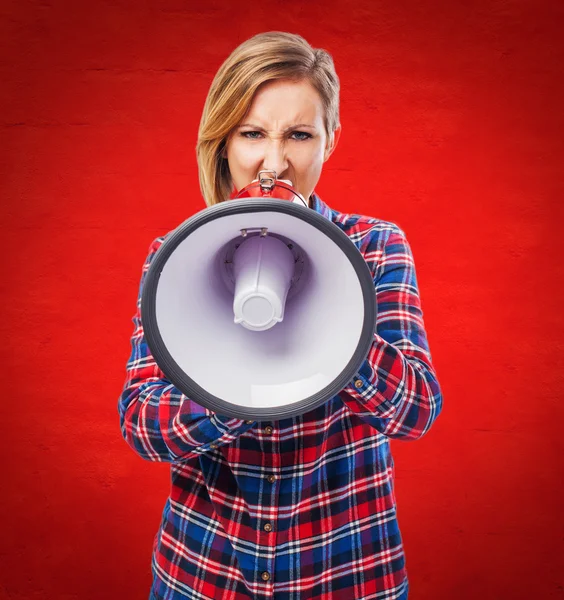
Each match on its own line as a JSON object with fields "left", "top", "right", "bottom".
{"left": 225, "top": 79, "right": 339, "bottom": 204}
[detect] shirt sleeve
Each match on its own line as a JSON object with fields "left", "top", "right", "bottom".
{"left": 339, "top": 224, "right": 443, "bottom": 440}
{"left": 117, "top": 237, "right": 255, "bottom": 463}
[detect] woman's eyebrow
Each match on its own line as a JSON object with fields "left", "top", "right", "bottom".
{"left": 237, "top": 123, "right": 317, "bottom": 131}
{"left": 284, "top": 124, "right": 317, "bottom": 131}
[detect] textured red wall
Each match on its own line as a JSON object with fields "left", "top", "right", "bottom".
{"left": 2, "top": 1, "right": 563, "bottom": 599}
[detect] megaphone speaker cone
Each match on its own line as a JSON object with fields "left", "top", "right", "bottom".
{"left": 141, "top": 198, "right": 376, "bottom": 421}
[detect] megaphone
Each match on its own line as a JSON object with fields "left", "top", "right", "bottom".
{"left": 141, "top": 172, "right": 377, "bottom": 421}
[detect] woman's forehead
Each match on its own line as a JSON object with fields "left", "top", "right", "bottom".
{"left": 244, "top": 79, "right": 325, "bottom": 128}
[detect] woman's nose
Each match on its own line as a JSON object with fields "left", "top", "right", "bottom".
{"left": 261, "top": 140, "right": 288, "bottom": 178}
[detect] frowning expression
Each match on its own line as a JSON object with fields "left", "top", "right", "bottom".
{"left": 225, "top": 79, "right": 339, "bottom": 205}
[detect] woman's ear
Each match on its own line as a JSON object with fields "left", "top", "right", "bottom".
{"left": 324, "top": 125, "right": 342, "bottom": 162}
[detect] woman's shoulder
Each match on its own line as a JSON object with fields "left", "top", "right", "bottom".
{"left": 329, "top": 205, "right": 407, "bottom": 243}
{"left": 145, "top": 232, "right": 172, "bottom": 256}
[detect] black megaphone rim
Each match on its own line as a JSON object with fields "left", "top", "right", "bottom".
{"left": 141, "top": 198, "right": 377, "bottom": 421}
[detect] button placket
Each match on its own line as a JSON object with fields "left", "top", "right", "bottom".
{"left": 257, "top": 422, "right": 279, "bottom": 593}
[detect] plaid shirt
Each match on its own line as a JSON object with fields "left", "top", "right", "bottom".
{"left": 118, "top": 194, "right": 443, "bottom": 600}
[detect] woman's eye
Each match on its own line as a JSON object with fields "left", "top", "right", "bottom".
{"left": 239, "top": 130, "right": 312, "bottom": 141}
{"left": 241, "top": 131, "right": 263, "bottom": 139}
{"left": 290, "top": 131, "right": 312, "bottom": 141}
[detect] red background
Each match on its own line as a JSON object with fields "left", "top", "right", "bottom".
{"left": 1, "top": 1, "right": 563, "bottom": 599}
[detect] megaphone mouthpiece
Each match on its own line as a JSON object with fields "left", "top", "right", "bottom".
{"left": 235, "top": 175, "right": 308, "bottom": 207}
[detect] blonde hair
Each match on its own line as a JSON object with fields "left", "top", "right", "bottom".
{"left": 196, "top": 31, "right": 340, "bottom": 206}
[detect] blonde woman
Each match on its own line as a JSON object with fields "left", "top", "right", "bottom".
{"left": 119, "top": 31, "right": 443, "bottom": 600}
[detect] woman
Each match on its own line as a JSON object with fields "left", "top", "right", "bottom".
{"left": 119, "top": 31, "right": 443, "bottom": 600}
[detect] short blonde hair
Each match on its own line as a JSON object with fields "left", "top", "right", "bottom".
{"left": 196, "top": 31, "right": 340, "bottom": 206}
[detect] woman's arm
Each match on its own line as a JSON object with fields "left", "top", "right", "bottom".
{"left": 117, "top": 238, "right": 254, "bottom": 463}
{"left": 339, "top": 224, "right": 443, "bottom": 440}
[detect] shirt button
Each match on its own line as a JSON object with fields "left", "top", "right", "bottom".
{"left": 354, "top": 379, "right": 363, "bottom": 388}
{"left": 263, "top": 522, "right": 273, "bottom": 532}
{"left": 264, "top": 426, "right": 273, "bottom": 435}
{"left": 267, "top": 474, "right": 277, "bottom": 483}
{"left": 261, "top": 571, "right": 271, "bottom": 581}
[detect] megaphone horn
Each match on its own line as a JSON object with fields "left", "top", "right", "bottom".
{"left": 141, "top": 179, "right": 376, "bottom": 421}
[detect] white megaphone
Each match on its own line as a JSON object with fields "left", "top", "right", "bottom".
{"left": 141, "top": 171, "right": 377, "bottom": 421}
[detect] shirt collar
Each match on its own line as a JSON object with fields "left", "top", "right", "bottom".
{"left": 310, "top": 192, "right": 334, "bottom": 223}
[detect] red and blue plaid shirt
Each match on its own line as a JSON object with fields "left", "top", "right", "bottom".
{"left": 118, "top": 194, "right": 443, "bottom": 600}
